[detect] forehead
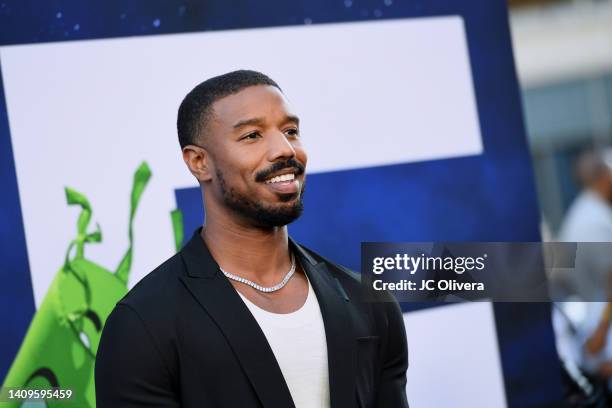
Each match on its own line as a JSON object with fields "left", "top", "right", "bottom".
{"left": 210, "top": 85, "right": 295, "bottom": 127}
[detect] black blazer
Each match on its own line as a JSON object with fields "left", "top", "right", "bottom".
{"left": 95, "top": 230, "right": 409, "bottom": 408}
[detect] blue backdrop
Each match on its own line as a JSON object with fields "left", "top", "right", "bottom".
{"left": 1, "top": 1, "right": 563, "bottom": 406}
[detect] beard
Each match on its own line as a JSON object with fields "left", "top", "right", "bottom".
{"left": 216, "top": 168, "right": 305, "bottom": 228}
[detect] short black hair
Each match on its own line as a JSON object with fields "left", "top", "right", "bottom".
{"left": 575, "top": 147, "right": 612, "bottom": 187}
{"left": 177, "top": 70, "right": 281, "bottom": 149}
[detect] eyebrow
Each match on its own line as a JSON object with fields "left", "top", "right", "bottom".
{"left": 232, "top": 115, "right": 300, "bottom": 129}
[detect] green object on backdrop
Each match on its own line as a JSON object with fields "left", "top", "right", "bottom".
{"left": 1, "top": 162, "right": 151, "bottom": 408}
{"left": 170, "top": 209, "right": 184, "bottom": 251}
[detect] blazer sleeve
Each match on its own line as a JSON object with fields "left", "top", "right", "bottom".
{"left": 95, "top": 304, "right": 179, "bottom": 408}
{"left": 375, "top": 297, "right": 409, "bottom": 408}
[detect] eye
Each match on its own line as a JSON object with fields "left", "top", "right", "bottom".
{"left": 240, "top": 131, "right": 261, "bottom": 141}
{"left": 284, "top": 128, "right": 300, "bottom": 138}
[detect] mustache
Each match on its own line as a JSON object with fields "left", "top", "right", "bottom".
{"left": 255, "top": 159, "right": 305, "bottom": 183}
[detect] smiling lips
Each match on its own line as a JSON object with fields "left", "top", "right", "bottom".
{"left": 263, "top": 173, "right": 300, "bottom": 194}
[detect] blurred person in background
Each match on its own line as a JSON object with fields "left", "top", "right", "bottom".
{"left": 553, "top": 148, "right": 612, "bottom": 301}
{"left": 558, "top": 148, "right": 612, "bottom": 244}
{"left": 553, "top": 147, "right": 612, "bottom": 402}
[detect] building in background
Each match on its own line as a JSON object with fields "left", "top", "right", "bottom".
{"left": 509, "top": 0, "right": 612, "bottom": 234}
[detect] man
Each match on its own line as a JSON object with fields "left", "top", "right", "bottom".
{"left": 95, "top": 70, "right": 409, "bottom": 408}
{"left": 554, "top": 148, "right": 612, "bottom": 300}
{"left": 558, "top": 147, "right": 612, "bottom": 243}
{"left": 553, "top": 147, "right": 612, "bottom": 394}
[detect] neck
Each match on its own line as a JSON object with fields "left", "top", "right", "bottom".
{"left": 201, "top": 199, "right": 292, "bottom": 283}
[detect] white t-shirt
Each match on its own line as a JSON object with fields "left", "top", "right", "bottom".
{"left": 558, "top": 190, "right": 612, "bottom": 243}
{"left": 556, "top": 190, "right": 612, "bottom": 300}
{"left": 237, "top": 276, "right": 330, "bottom": 408}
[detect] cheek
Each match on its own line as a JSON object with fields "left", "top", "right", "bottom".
{"left": 295, "top": 146, "right": 308, "bottom": 166}
{"left": 215, "top": 164, "right": 250, "bottom": 190}
{"left": 217, "top": 153, "right": 257, "bottom": 180}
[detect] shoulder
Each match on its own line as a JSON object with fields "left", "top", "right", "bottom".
{"left": 117, "top": 252, "right": 186, "bottom": 313}
{"left": 101, "top": 252, "right": 186, "bottom": 364}
{"left": 97, "top": 255, "right": 185, "bottom": 387}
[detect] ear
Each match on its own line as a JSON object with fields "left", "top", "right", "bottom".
{"left": 182, "top": 145, "right": 214, "bottom": 182}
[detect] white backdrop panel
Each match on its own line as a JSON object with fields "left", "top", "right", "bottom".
{"left": 0, "top": 16, "right": 500, "bottom": 408}
{"left": 1, "top": 16, "right": 482, "bottom": 306}
{"left": 404, "top": 302, "right": 507, "bottom": 407}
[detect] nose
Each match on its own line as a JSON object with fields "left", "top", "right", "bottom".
{"left": 266, "top": 131, "right": 296, "bottom": 162}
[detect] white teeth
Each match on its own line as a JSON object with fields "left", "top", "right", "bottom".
{"left": 265, "top": 173, "right": 295, "bottom": 184}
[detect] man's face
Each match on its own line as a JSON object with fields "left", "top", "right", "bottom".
{"left": 204, "top": 85, "right": 307, "bottom": 227}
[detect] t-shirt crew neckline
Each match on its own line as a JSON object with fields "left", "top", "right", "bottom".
{"left": 236, "top": 273, "right": 317, "bottom": 328}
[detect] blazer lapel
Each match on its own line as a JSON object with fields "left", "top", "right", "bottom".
{"left": 290, "top": 238, "right": 357, "bottom": 408}
{"left": 178, "top": 231, "right": 295, "bottom": 408}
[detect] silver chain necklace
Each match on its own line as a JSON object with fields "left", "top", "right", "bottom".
{"left": 220, "top": 253, "right": 296, "bottom": 293}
